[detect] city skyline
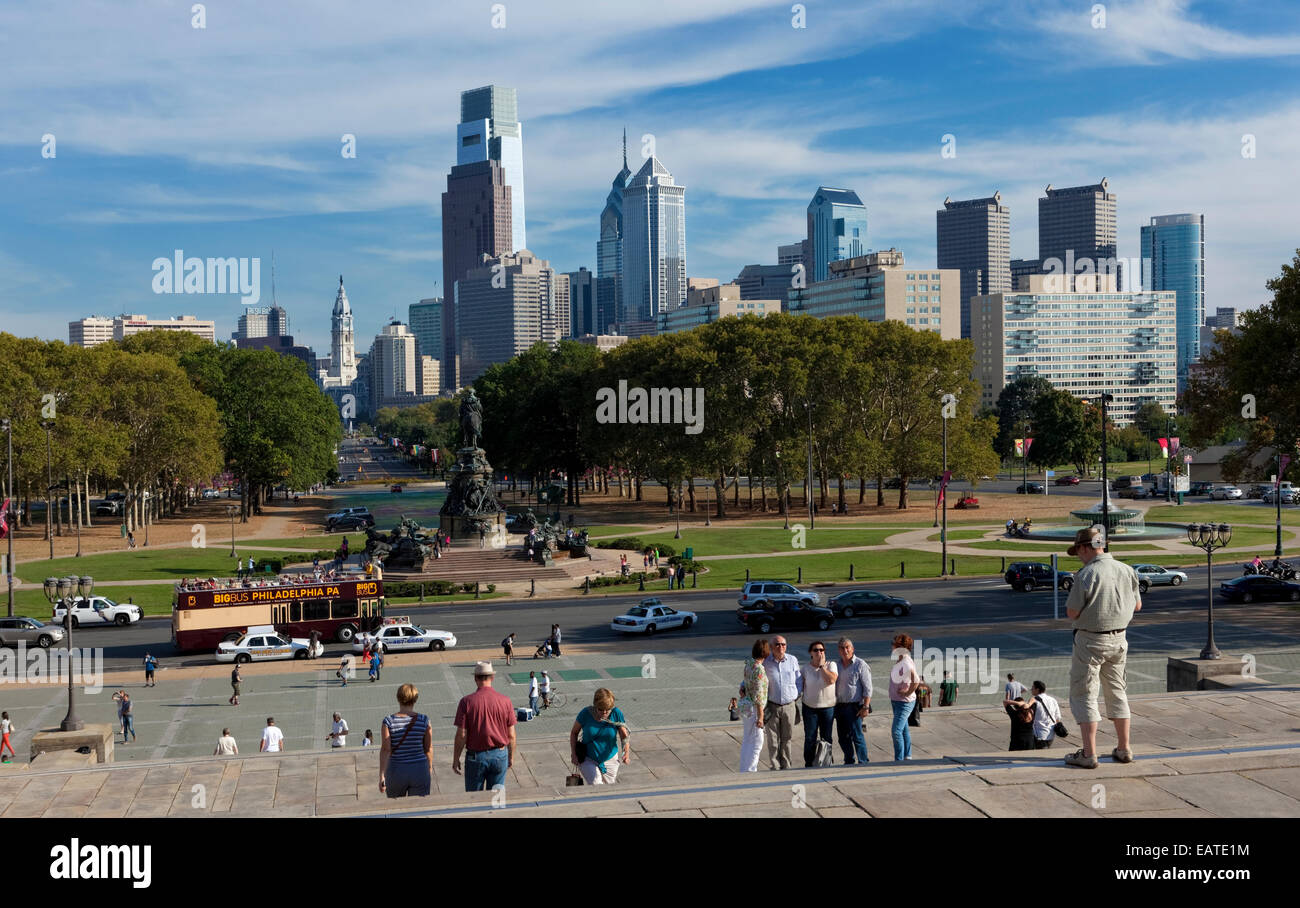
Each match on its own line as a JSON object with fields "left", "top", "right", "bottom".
{"left": 3, "top": 1, "right": 1299, "bottom": 355}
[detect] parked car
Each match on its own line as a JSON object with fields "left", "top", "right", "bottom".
{"left": 737, "top": 580, "right": 820, "bottom": 609}
{"left": 354, "top": 618, "right": 456, "bottom": 652}
{"left": 1116, "top": 485, "right": 1152, "bottom": 499}
{"left": 328, "top": 513, "right": 375, "bottom": 531}
{"left": 1189, "top": 481, "right": 1215, "bottom": 496}
{"left": 610, "top": 598, "right": 697, "bottom": 635}
{"left": 0, "top": 616, "right": 65, "bottom": 649}
{"left": 1210, "top": 485, "right": 1243, "bottom": 500}
{"left": 1015, "top": 482, "right": 1045, "bottom": 494}
{"left": 390, "top": 484, "right": 403, "bottom": 493}
{"left": 1246, "top": 484, "right": 1270, "bottom": 500}
{"left": 828, "top": 589, "right": 911, "bottom": 618}
{"left": 1004, "top": 562, "right": 1074, "bottom": 592}
{"left": 51, "top": 596, "right": 142, "bottom": 627}
{"left": 201, "top": 488, "right": 222, "bottom": 500}
{"left": 1132, "top": 564, "right": 1188, "bottom": 593}
{"left": 736, "top": 600, "right": 835, "bottom": 634}
{"left": 94, "top": 499, "right": 123, "bottom": 517}
{"left": 1219, "top": 575, "right": 1300, "bottom": 603}
{"left": 1054, "top": 475, "right": 1081, "bottom": 485}
{"left": 1261, "top": 486, "right": 1297, "bottom": 505}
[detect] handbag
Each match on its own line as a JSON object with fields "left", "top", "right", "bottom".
{"left": 813, "top": 738, "right": 834, "bottom": 767}
{"left": 1037, "top": 697, "right": 1070, "bottom": 738}
{"left": 565, "top": 772, "right": 584, "bottom": 787}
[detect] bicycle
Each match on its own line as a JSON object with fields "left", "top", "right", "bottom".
{"left": 539, "top": 687, "right": 567, "bottom": 713}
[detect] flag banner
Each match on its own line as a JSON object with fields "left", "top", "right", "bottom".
{"left": 0, "top": 498, "right": 9, "bottom": 540}
{"left": 938, "top": 470, "right": 952, "bottom": 504}
{"left": 1024, "top": 437, "right": 1034, "bottom": 455}
{"left": 1014, "top": 438, "right": 1024, "bottom": 457}
{"left": 1170, "top": 437, "right": 1180, "bottom": 454}
{"left": 1158, "top": 437, "right": 1169, "bottom": 458}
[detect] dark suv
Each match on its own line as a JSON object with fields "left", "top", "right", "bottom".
{"left": 1004, "top": 562, "right": 1074, "bottom": 592}
{"left": 736, "top": 600, "right": 835, "bottom": 634}
{"left": 328, "top": 513, "right": 375, "bottom": 531}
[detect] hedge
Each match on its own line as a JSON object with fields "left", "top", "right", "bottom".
{"left": 596, "top": 537, "right": 677, "bottom": 558}
{"left": 381, "top": 580, "right": 497, "bottom": 597}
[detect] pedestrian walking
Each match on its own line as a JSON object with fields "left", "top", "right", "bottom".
{"left": 326, "top": 712, "right": 349, "bottom": 747}
{"left": 337, "top": 655, "right": 349, "bottom": 687}
{"left": 452, "top": 662, "right": 517, "bottom": 792}
{"left": 380, "top": 683, "right": 433, "bottom": 798}
{"left": 570, "top": 688, "right": 631, "bottom": 785}
{"left": 1, "top": 711, "right": 15, "bottom": 761}
{"left": 502, "top": 633, "right": 516, "bottom": 666}
{"left": 1004, "top": 693, "right": 1037, "bottom": 751}
{"left": 229, "top": 665, "right": 242, "bottom": 704}
{"left": 126, "top": 530, "right": 136, "bottom": 549}
{"left": 362, "top": 729, "right": 374, "bottom": 747}
{"left": 888, "top": 634, "right": 920, "bottom": 761}
{"left": 368, "top": 650, "right": 383, "bottom": 682}
{"left": 762, "top": 635, "right": 802, "bottom": 770}
{"left": 551, "top": 624, "right": 562, "bottom": 657}
{"left": 834, "top": 638, "right": 872, "bottom": 765}
{"left": 738, "top": 639, "right": 769, "bottom": 772}
{"left": 1064, "top": 525, "right": 1142, "bottom": 769}
{"left": 259, "top": 717, "right": 285, "bottom": 753}
{"left": 113, "top": 691, "right": 136, "bottom": 743}
{"left": 801, "top": 641, "right": 838, "bottom": 767}
{"left": 539, "top": 670, "right": 551, "bottom": 708}
{"left": 528, "top": 671, "right": 540, "bottom": 715}
{"left": 143, "top": 652, "right": 157, "bottom": 687}
{"left": 1030, "top": 681, "right": 1063, "bottom": 749}
{"left": 214, "top": 728, "right": 238, "bottom": 755}
{"left": 939, "top": 670, "right": 958, "bottom": 706}
{"left": 247, "top": 556, "right": 255, "bottom": 576}
{"left": 667, "top": 564, "right": 675, "bottom": 588}
{"left": 1005, "top": 673, "right": 1025, "bottom": 702}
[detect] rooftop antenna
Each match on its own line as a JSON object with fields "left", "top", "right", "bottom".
{"left": 622, "top": 127, "right": 627, "bottom": 169}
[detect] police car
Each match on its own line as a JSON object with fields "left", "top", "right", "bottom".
{"left": 353, "top": 616, "right": 457, "bottom": 653}
{"left": 52, "top": 596, "right": 142, "bottom": 628}
{"left": 216, "top": 625, "right": 323, "bottom": 663}
{"left": 610, "top": 598, "right": 697, "bottom": 636}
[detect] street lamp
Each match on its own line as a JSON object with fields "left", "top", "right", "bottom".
{"left": 805, "top": 402, "right": 815, "bottom": 530}
{"left": 940, "top": 396, "right": 949, "bottom": 576}
{"left": 1185, "top": 523, "right": 1231, "bottom": 660}
{"left": 775, "top": 450, "right": 788, "bottom": 530}
{"left": 225, "top": 504, "right": 237, "bottom": 557}
{"left": 2, "top": 417, "right": 13, "bottom": 617}
{"left": 43, "top": 574, "right": 89, "bottom": 731}
{"left": 1096, "top": 393, "right": 1114, "bottom": 552}
{"left": 1165, "top": 415, "right": 1173, "bottom": 503}
{"left": 674, "top": 481, "right": 682, "bottom": 539}
{"left": 1274, "top": 452, "right": 1287, "bottom": 558}
{"left": 42, "top": 421, "right": 55, "bottom": 558}
{"left": 704, "top": 479, "right": 712, "bottom": 527}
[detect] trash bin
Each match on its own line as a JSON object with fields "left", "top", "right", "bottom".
{"left": 684, "top": 547, "right": 694, "bottom": 560}
{"left": 1177, "top": 492, "right": 1185, "bottom": 505}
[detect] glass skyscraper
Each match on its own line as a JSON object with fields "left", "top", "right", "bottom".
{"left": 1141, "top": 213, "right": 1205, "bottom": 392}
{"left": 457, "top": 85, "right": 526, "bottom": 253}
{"left": 936, "top": 192, "right": 1011, "bottom": 339}
{"left": 621, "top": 155, "right": 686, "bottom": 322}
{"left": 806, "top": 187, "right": 867, "bottom": 282}
{"left": 596, "top": 133, "right": 632, "bottom": 332}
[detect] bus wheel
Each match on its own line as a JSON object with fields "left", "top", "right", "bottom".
{"left": 336, "top": 624, "right": 357, "bottom": 643}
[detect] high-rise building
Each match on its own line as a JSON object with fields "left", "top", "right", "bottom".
{"left": 1208, "top": 306, "right": 1237, "bottom": 329}
{"left": 806, "top": 187, "right": 868, "bottom": 282}
{"left": 657, "top": 282, "right": 779, "bottom": 334}
{"left": 232, "top": 305, "right": 289, "bottom": 341}
{"left": 936, "top": 193, "right": 1011, "bottom": 339}
{"left": 621, "top": 155, "right": 686, "bottom": 322}
{"left": 1038, "top": 179, "right": 1119, "bottom": 284}
{"left": 69, "top": 314, "right": 216, "bottom": 347}
{"left": 319, "top": 276, "right": 357, "bottom": 389}
{"left": 971, "top": 273, "right": 1176, "bottom": 425}
{"left": 441, "top": 158, "right": 513, "bottom": 390}
{"left": 734, "top": 264, "right": 797, "bottom": 307}
{"left": 786, "top": 249, "right": 958, "bottom": 339}
{"left": 1141, "top": 213, "right": 1206, "bottom": 391}
{"left": 368, "top": 322, "right": 434, "bottom": 414}
{"left": 457, "top": 85, "right": 525, "bottom": 253}
{"left": 568, "top": 267, "right": 595, "bottom": 337}
{"left": 235, "top": 334, "right": 317, "bottom": 375}
{"left": 778, "top": 240, "right": 810, "bottom": 269}
{"left": 1010, "top": 258, "right": 1042, "bottom": 290}
{"left": 596, "top": 132, "right": 633, "bottom": 334}
{"left": 455, "top": 251, "right": 570, "bottom": 385}
{"left": 408, "top": 298, "right": 443, "bottom": 365}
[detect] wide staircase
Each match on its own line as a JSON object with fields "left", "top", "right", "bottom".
{"left": 384, "top": 544, "right": 602, "bottom": 585}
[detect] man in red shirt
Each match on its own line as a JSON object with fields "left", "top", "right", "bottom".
{"left": 453, "top": 661, "right": 517, "bottom": 792}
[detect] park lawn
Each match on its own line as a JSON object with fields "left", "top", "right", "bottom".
{"left": 961, "top": 539, "right": 1174, "bottom": 555}
{"left": 383, "top": 592, "right": 508, "bottom": 607}
{"left": 1145, "top": 503, "right": 1300, "bottom": 528}
{"left": 584, "top": 525, "right": 674, "bottom": 537}
{"left": 630, "top": 527, "right": 900, "bottom": 556}
{"left": 927, "top": 528, "right": 995, "bottom": 542}
{"left": 12, "top": 546, "right": 336, "bottom": 584}
{"left": 10, "top": 584, "right": 177, "bottom": 618}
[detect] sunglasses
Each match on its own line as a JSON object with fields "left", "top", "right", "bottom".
{"left": 811, "top": 648, "right": 825, "bottom": 652}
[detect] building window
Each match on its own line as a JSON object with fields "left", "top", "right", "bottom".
{"left": 906, "top": 306, "right": 915, "bottom": 313}
{"left": 906, "top": 318, "right": 916, "bottom": 325}
{"left": 907, "top": 274, "right": 915, "bottom": 280}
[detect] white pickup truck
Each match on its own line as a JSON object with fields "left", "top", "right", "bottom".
{"left": 51, "top": 596, "right": 142, "bottom": 627}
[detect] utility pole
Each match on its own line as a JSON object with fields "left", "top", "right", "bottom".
{"left": 3, "top": 418, "right": 14, "bottom": 616}
{"left": 805, "top": 402, "right": 815, "bottom": 529}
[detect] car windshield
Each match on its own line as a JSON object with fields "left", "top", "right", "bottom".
{"left": 627, "top": 607, "right": 648, "bottom": 617}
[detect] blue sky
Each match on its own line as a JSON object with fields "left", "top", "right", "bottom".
{"left": 2, "top": 0, "right": 1299, "bottom": 353}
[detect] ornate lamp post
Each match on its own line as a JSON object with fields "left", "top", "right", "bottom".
{"left": 1186, "top": 523, "right": 1231, "bottom": 660}
{"left": 44, "top": 574, "right": 89, "bottom": 731}
{"left": 775, "top": 449, "right": 788, "bottom": 530}
{"left": 805, "top": 402, "right": 815, "bottom": 530}
{"left": 704, "top": 478, "right": 712, "bottom": 528}
{"left": 674, "top": 481, "right": 682, "bottom": 540}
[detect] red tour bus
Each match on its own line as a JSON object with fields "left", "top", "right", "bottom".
{"left": 172, "top": 577, "right": 385, "bottom": 652}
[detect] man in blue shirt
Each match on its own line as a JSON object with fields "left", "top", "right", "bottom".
{"left": 834, "top": 638, "right": 873, "bottom": 764}
{"left": 763, "top": 636, "right": 803, "bottom": 769}
{"left": 143, "top": 653, "right": 158, "bottom": 687}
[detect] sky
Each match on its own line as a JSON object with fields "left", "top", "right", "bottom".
{"left": 1, "top": 0, "right": 1298, "bottom": 354}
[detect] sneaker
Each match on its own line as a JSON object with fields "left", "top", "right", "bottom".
{"left": 1111, "top": 747, "right": 1134, "bottom": 764}
{"left": 1064, "top": 749, "right": 1099, "bottom": 769}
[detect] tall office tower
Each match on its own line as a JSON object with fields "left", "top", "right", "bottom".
{"left": 734, "top": 263, "right": 797, "bottom": 306}
{"left": 232, "top": 305, "right": 288, "bottom": 341}
{"left": 621, "top": 155, "right": 687, "bottom": 322}
{"left": 457, "top": 85, "right": 526, "bottom": 253}
{"left": 1038, "top": 179, "right": 1119, "bottom": 284}
{"left": 441, "top": 159, "right": 513, "bottom": 390}
{"left": 408, "top": 298, "right": 443, "bottom": 367}
{"left": 319, "top": 276, "right": 357, "bottom": 388}
{"left": 1141, "top": 213, "right": 1206, "bottom": 392}
{"left": 1009, "top": 258, "right": 1042, "bottom": 290}
{"left": 596, "top": 132, "right": 632, "bottom": 333}
{"left": 936, "top": 192, "right": 1011, "bottom": 339}
{"left": 1209, "top": 306, "right": 1236, "bottom": 328}
{"left": 456, "top": 251, "right": 570, "bottom": 385}
{"left": 568, "top": 267, "right": 595, "bottom": 337}
{"left": 267, "top": 304, "right": 289, "bottom": 337}
{"left": 806, "top": 187, "right": 868, "bottom": 282}
{"left": 367, "top": 322, "right": 421, "bottom": 415}
{"left": 777, "top": 240, "right": 810, "bottom": 268}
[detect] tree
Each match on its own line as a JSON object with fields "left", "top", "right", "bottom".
{"left": 993, "top": 376, "right": 1056, "bottom": 461}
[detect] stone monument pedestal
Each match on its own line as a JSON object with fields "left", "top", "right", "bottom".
{"left": 30, "top": 723, "right": 115, "bottom": 765}
{"left": 1167, "top": 655, "right": 1256, "bottom": 691}
{"left": 439, "top": 445, "right": 505, "bottom": 542}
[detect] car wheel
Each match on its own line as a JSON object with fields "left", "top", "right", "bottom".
{"left": 431, "top": 640, "right": 446, "bottom": 651}
{"left": 336, "top": 624, "right": 357, "bottom": 643}
{"left": 817, "top": 618, "right": 831, "bottom": 631}
{"left": 115, "top": 613, "right": 130, "bottom": 626}
{"left": 645, "top": 624, "right": 656, "bottom": 636}
{"left": 70, "top": 616, "right": 79, "bottom": 629}
{"left": 1242, "top": 592, "right": 1254, "bottom": 603}
{"left": 682, "top": 617, "right": 693, "bottom": 629}
{"left": 891, "top": 605, "right": 905, "bottom": 617}
{"left": 757, "top": 621, "right": 773, "bottom": 634}
{"left": 37, "top": 635, "right": 53, "bottom": 649}
{"left": 1170, "top": 576, "right": 1182, "bottom": 586}
{"left": 1290, "top": 591, "right": 1299, "bottom": 602}
{"left": 1019, "top": 579, "right": 1035, "bottom": 592}
{"left": 1139, "top": 581, "right": 1150, "bottom": 594}
{"left": 294, "top": 649, "right": 308, "bottom": 659}
{"left": 235, "top": 653, "right": 251, "bottom": 664}
{"left": 841, "top": 606, "right": 855, "bottom": 619}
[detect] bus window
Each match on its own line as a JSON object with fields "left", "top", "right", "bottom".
{"left": 333, "top": 599, "right": 358, "bottom": 619}
{"left": 303, "top": 600, "right": 330, "bottom": 621}
{"left": 290, "top": 602, "right": 301, "bottom": 622}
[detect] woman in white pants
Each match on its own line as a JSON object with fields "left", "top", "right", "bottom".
{"left": 739, "top": 639, "right": 770, "bottom": 772}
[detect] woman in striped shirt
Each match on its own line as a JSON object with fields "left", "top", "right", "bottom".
{"left": 380, "top": 683, "right": 433, "bottom": 797}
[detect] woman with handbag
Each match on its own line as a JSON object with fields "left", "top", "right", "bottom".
{"left": 738, "top": 639, "right": 769, "bottom": 772}
{"left": 569, "top": 688, "right": 630, "bottom": 785}
{"left": 1004, "top": 694, "right": 1038, "bottom": 751}
{"left": 888, "top": 634, "right": 920, "bottom": 761}
{"left": 801, "top": 641, "right": 838, "bottom": 767}
{"left": 379, "top": 683, "right": 433, "bottom": 797}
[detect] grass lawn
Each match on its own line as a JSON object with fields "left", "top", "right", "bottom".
{"left": 627, "top": 527, "right": 900, "bottom": 556}
{"left": 583, "top": 525, "right": 674, "bottom": 537}
{"left": 1145, "top": 503, "right": 1300, "bottom": 528}
{"left": 10, "top": 584, "right": 177, "bottom": 618}
{"left": 961, "top": 539, "right": 1172, "bottom": 554}
{"left": 926, "top": 528, "right": 994, "bottom": 542}
{"left": 11, "top": 543, "right": 349, "bottom": 585}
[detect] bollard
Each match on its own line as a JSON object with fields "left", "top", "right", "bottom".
{"left": 583, "top": 577, "right": 590, "bottom": 594}
{"left": 797, "top": 566, "right": 802, "bottom": 583}
{"left": 745, "top": 568, "right": 750, "bottom": 582}
{"left": 419, "top": 583, "right": 425, "bottom": 603}
{"left": 692, "top": 570, "right": 697, "bottom": 588}
{"left": 900, "top": 561, "right": 906, "bottom": 578}
{"left": 1001, "top": 556, "right": 1006, "bottom": 573}
{"left": 849, "top": 564, "right": 855, "bottom": 581}
{"left": 474, "top": 581, "right": 480, "bottom": 599}
{"left": 530, "top": 578, "right": 536, "bottom": 597}
{"left": 639, "top": 574, "right": 645, "bottom": 591}
{"left": 950, "top": 558, "right": 956, "bottom": 575}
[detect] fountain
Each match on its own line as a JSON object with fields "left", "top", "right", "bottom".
{"left": 1018, "top": 500, "right": 1186, "bottom": 541}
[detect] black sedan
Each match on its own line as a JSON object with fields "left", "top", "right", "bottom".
{"left": 1219, "top": 575, "right": 1300, "bottom": 603}
{"left": 328, "top": 513, "right": 375, "bottom": 531}
{"left": 1016, "top": 482, "right": 1045, "bottom": 494}
{"left": 828, "top": 589, "right": 911, "bottom": 618}
{"left": 736, "top": 600, "right": 835, "bottom": 634}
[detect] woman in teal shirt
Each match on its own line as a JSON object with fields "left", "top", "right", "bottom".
{"left": 570, "top": 688, "right": 631, "bottom": 785}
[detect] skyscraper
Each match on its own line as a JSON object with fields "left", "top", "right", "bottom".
{"left": 368, "top": 322, "right": 422, "bottom": 415}
{"left": 319, "top": 276, "right": 356, "bottom": 389}
{"left": 1038, "top": 179, "right": 1118, "bottom": 282}
{"left": 936, "top": 192, "right": 1011, "bottom": 339}
{"left": 408, "top": 298, "right": 443, "bottom": 372}
{"left": 621, "top": 155, "right": 687, "bottom": 322}
{"left": 596, "top": 131, "right": 632, "bottom": 333}
{"left": 568, "top": 267, "right": 594, "bottom": 338}
{"left": 806, "top": 187, "right": 867, "bottom": 282}
{"left": 1141, "top": 213, "right": 1206, "bottom": 392}
{"left": 456, "top": 251, "right": 570, "bottom": 385}
{"left": 232, "top": 305, "right": 289, "bottom": 341}
{"left": 457, "top": 85, "right": 526, "bottom": 253}
{"left": 441, "top": 159, "right": 513, "bottom": 390}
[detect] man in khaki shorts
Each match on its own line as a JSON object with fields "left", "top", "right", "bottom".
{"left": 1063, "top": 525, "right": 1141, "bottom": 769}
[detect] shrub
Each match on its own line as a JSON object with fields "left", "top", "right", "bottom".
{"left": 594, "top": 537, "right": 676, "bottom": 558}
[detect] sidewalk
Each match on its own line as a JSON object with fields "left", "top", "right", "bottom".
{"left": 4, "top": 687, "right": 1298, "bottom": 817}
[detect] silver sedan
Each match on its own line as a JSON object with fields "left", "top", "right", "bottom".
{"left": 1133, "top": 564, "right": 1189, "bottom": 592}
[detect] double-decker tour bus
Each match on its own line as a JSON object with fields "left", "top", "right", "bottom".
{"left": 172, "top": 576, "right": 385, "bottom": 652}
